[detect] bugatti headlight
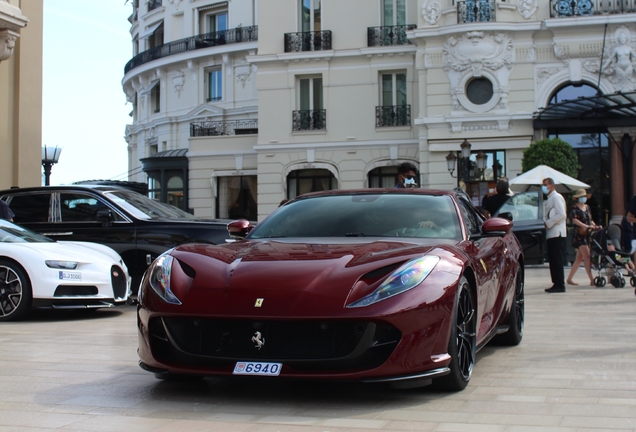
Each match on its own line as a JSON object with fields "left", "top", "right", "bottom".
{"left": 347, "top": 256, "right": 440, "bottom": 308}
{"left": 148, "top": 255, "right": 181, "bottom": 305}
{"left": 45, "top": 260, "right": 78, "bottom": 270}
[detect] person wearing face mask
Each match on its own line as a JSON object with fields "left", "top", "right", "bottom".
{"left": 566, "top": 189, "right": 598, "bottom": 286}
{"left": 542, "top": 177, "right": 567, "bottom": 293}
{"left": 395, "top": 162, "right": 418, "bottom": 189}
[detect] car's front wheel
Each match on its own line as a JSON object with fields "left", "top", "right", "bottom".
{"left": 0, "top": 259, "right": 32, "bottom": 322}
{"left": 434, "top": 275, "right": 476, "bottom": 391}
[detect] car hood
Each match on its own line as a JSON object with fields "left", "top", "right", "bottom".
{"left": 168, "top": 239, "right": 461, "bottom": 315}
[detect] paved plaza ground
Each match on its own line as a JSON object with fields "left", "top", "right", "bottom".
{"left": 0, "top": 265, "right": 635, "bottom": 431}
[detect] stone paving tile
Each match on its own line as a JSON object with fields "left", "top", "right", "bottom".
{"left": 1, "top": 266, "right": 636, "bottom": 431}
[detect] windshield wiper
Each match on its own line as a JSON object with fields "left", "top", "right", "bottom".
{"left": 345, "top": 232, "right": 366, "bottom": 237}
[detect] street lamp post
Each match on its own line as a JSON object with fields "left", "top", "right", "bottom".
{"left": 42, "top": 145, "right": 62, "bottom": 186}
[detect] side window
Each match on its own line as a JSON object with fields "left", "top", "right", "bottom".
{"left": 60, "top": 194, "right": 119, "bottom": 222}
{"left": 496, "top": 191, "right": 540, "bottom": 221}
{"left": 5, "top": 194, "right": 52, "bottom": 223}
{"left": 457, "top": 198, "right": 481, "bottom": 236}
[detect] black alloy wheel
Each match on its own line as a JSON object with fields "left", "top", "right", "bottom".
{"left": 495, "top": 266, "right": 524, "bottom": 346}
{"left": 434, "top": 276, "right": 476, "bottom": 391}
{"left": 0, "top": 260, "right": 32, "bottom": 322}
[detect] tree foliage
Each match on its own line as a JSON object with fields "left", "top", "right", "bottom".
{"left": 522, "top": 138, "right": 581, "bottom": 178}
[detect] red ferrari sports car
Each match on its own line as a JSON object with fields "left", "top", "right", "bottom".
{"left": 137, "top": 189, "right": 524, "bottom": 391}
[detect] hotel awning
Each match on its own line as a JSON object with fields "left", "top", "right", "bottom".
{"left": 533, "top": 91, "right": 636, "bottom": 129}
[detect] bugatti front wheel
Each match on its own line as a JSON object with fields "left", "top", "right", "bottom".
{"left": 434, "top": 276, "right": 476, "bottom": 391}
{"left": 0, "top": 259, "right": 32, "bottom": 322}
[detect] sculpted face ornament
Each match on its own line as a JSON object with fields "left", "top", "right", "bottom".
{"left": 252, "top": 331, "right": 265, "bottom": 350}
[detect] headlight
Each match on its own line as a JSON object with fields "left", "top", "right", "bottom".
{"left": 45, "top": 260, "right": 78, "bottom": 270}
{"left": 148, "top": 255, "right": 181, "bottom": 305}
{"left": 347, "top": 256, "right": 440, "bottom": 308}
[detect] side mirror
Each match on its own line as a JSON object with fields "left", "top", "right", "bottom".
{"left": 227, "top": 219, "right": 253, "bottom": 240}
{"left": 497, "top": 212, "right": 513, "bottom": 222}
{"left": 95, "top": 208, "right": 112, "bottom": 226}
{"left": 481, "top": 217, "right": 513, "bottom": 237}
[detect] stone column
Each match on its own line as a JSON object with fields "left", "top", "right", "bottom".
{"left": 610, "top": 133, "right": 625, "bottom": 225}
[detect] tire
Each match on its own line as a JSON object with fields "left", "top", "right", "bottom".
{"left": 495, "top": 266, "right": 524, "bottom": 346}
{"left": 0, "top": 259, "right": 32, "bottom": 322}
{"left": 433, "top": 276, "right": 476, "bottom": 391}
{"left": 600, "top": 277, "right": 606, "bottom": 287}
{"left": 594, "top": 276, "right": 601, "bottom": 287}
{"left": 631, "top": 277, "right": 636, "bottom": 287}
{"left": 611, "top": 276, "right": 620, "bottom": 288}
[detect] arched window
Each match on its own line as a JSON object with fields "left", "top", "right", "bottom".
{"left": 549, "top": 83, "right": 598, "bottom": 105}
{"left": 287, "top": 169, "right": 335, "bottom": 199}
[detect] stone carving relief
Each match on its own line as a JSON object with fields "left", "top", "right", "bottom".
{"left": 0, "top": 29, "right": 18, "bottom": 62}
{"left": 172, "top": 70, "right": 185, "bottom": 97}
{"left": 537, "top": 67, "right": 560, "bottom": 85}
{"left": 583, "top": 26, "right": 636, "bottom": 92}
{"left": 517, "top": 0, "right": 538, "bottom": 20}
{"left": 442, "top": 32, "right": 515, "bottom": 113}
{"left": 234, "top": 59, "right": 253, "bottom": 88}
{"left": 421, "top": 0, "right": 442, "bottom": 25}
{"left": 553, "top": 43, "right": 570, "bottom": 65}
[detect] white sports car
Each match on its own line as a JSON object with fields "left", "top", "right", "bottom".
{"left": 0, "top": 219, "right": 130, "bottom": 321}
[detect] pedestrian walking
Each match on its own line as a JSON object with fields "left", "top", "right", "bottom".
{"left": 0, "top": 199, "right": 14, "bottom": 222}
{"left": 566, "top": 189, "right": 598, "bottom": 286}
{"left": 543, "top": 177, "right": 567, "bottom": 293}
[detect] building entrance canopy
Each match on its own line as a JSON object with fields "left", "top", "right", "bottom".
{"left": 534, "top": 91, "right": 636, "bottom": 129}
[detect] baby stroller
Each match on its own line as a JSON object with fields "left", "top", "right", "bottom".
{"left": 589, "top": 225, "right": 636, "bottom": 289}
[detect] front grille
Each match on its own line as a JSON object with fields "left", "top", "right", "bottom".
{"left": 150, "top": 318, "right": 402, "bottom": 372}
{"left": 162, "top": 318, "right": 368, "bottom": 360}
{"left": 111, "top": 265, "right": 127, "bottom": 299}
{"left": 54, "top": 286, "right": 98, "bottom": 296}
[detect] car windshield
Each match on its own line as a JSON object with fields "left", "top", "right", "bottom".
{"left": 249, "top": 193, "right": 462, "bottom": 240}
{"left": 104, "top": 190, "right": 190, "bottom": 220}
{"left": 0, "top": 220, "right": 55, "bottom": 243}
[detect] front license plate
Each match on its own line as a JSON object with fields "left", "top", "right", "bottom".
{"left": 59, "top": 271, "right": 81, "bottom": 281}
{"left": 233, "top": 362, "right": 282, "bottom": 376}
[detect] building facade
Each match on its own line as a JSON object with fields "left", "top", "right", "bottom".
{"left": 0, "top": 0, "right": 42, "bottom": 190}
{"left": 123, "top": 0, "right": 636, "bottom": 224}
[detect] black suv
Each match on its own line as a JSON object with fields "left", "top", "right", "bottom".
{"left": 0, "top": 185, "right": 231, "bottom": 290}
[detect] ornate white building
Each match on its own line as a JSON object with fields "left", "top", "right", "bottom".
{"left": 123, "top": 0, "right": 636, "bottom": 223}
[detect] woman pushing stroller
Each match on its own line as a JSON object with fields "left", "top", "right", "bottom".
{"left": 567, "top": 189, "right": 600, "bottom": 286}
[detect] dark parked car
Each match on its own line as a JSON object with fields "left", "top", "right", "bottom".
{"left": 493, "top": 191, "right": 547, "bottom": 265}
{"left": 0, "top": 185, "right": 231, "bottom": 290}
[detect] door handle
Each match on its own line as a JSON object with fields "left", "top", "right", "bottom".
{"left": 529, "top": 231, "right": 543, "bottom": 237}
{"left": 42, "top": 232, "right": 73, "bottom": 236}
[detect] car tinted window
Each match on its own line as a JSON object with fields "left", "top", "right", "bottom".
{"left": 496, "top": 192, "right": 540, "bottom": 221}
{"left": 457, "top": 198, "right": 481, "bottom": 236}
{"left": 6, "top": 193, "right": 52, "bottom": 223}
{"left": 60, "top": 193, "right": 121, "bottom": 222}
{"left": 249, "top": 194, "right": 461, "bottom": 240}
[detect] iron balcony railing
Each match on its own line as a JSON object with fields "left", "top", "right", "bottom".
{"left": 292, "top": 110, "right": 326, "bottom": 131}
{"left": 284, "top": 30, "right": 332, "bottom": 52}
{"left": 550, "top": 0, "right": 636, "bottom": 17}
{"left": 148, "top": 0, "right": 162, "bottom": 12}
{"left": 190, "top": 120, "right": 259, "bottom": 137}
{"left": 457, "top": 0, "right": 496, "bottom": 23}
{"left": 125, "top": 26, "right": 258, "bottom": 74}
{"left": 367, "top": 25, "right": 416, "bottom": 47}
{"left": 376, "top": 105, "right": 411, "bottom": 127}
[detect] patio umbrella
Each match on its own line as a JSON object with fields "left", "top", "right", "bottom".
{"left": 509, "top": 165, "right": 590, "bottom": 194}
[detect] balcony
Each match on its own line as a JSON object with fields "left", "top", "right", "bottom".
{"left": 550, "top": 0, "right": 636, "bottom": 17}
{"left": 376, "top": 105, "right": 411, "bottom": 127}
{"left": 367, "top": 25, "right": 416, "bottom": 47}
{"left": 284, "top": 31, "right": 332, "bottom": 52}
{"left": 124, "top": 26, "right": 258, "bottom": 74}
{"left": 148, "top": 0, "right": 162, "bottom": 12}
{"left": 190, "top": 120, "right": 258, "bottom": 137}
{"left": 292, "top": 110, "right": 326, "bottom": 131}
{"left": 457, "top": 0, "right": 496, "bottom": 23}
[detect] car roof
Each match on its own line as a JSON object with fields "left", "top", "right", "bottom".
{"left": 291, "top": 188, "right": 458, "bottom": 200}
{"left": 0, "top": 184, "right": 128, "bottom": 195}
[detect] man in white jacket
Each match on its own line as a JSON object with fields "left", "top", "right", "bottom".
{"left": 543, "top": 177, "right": 567, "bottom": 293}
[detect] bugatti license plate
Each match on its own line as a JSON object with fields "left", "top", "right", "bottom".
{"left": 59, "top": 271, "right": 81, "bottom": 281}
{"left": 233, "top": 362, "right": 282, "bottom": 376}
